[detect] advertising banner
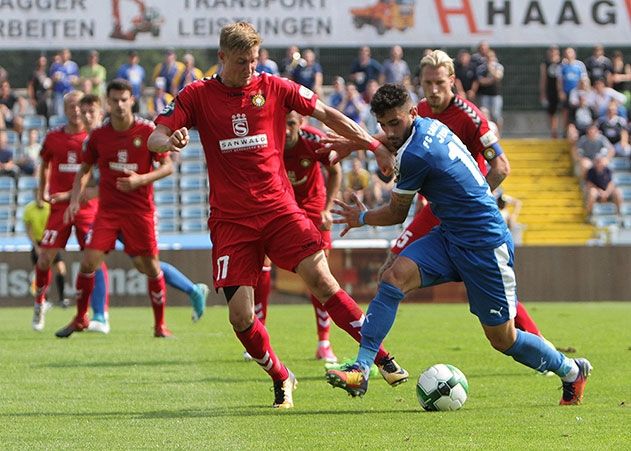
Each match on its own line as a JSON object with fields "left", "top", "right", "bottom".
{"left": 0, "top": 0, "right": 629, "bottom": 49}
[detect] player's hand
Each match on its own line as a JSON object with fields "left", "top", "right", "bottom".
{"left": 64, "top": 201, "right": 80, "bottom": 224}
{"left": 318, "top": 134, "right": 358, "bottom": 163}
{"left": 331, "top": 193, "right": 367, "bottom": 237}
{"left": 116, "top": 169, "right": 143, "bottom": 192}
{"left": 49, "top": 191, "right": 70, "bottom": 204}
{"left": 320, "top": 209, "right": 333, "bottom": 231}
{"left": 169, "top": 127, "right": 189, "bottom": 152}
{"left": 373, "top": 144, "right": 395, "bottom": 177}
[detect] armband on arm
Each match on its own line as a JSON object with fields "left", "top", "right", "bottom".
{"left": 483, "top": 142, "right": 504, "bottom": 161}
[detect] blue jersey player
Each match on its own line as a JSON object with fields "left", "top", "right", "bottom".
{"left": 326, "top": 84, "right": 591, "bottom": 405}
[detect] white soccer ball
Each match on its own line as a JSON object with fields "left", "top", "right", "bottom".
{"left": 416, "top": 363, "right": 468, "bottom": 411}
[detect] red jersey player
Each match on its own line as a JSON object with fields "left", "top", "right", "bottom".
{"left": 32, "top": 91, "right": 106, "bottom": 332}
{"left": 149, "top": 22, "right": 407, "bottom": 409}
{"left": 249, "top": 111, "right": 342, "bottom": 364}
{"left": 55, "top": 79, "right": 175, "bottom": 339}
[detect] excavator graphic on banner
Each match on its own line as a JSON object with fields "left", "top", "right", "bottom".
{"left": 110, "top": 0, "right": 164, "bottom": 41}
{"left": 350, "top": 0, "right": 415, "bottom": 35}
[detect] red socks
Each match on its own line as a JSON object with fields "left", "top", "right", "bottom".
{"left": 75, "top": 272, "right": 95, "bottom": 319}
{"left": 514, "top": 301, "right": 542, "bottom": 336}
{"left": 235, "top": 316, "right": 288, "bottom": 381}
{"left": 148, "top": 271, "right": 167, "bottom": 328}
{"left": 34, "top": 266, "right": 51, "bottom": 304}
{"left": 311, "top": 294, "right": 331, "bottom": 342}
{"left": 323, "top": 289, "right": 389, "bottom": 362}
{"left": 253, "top": 267, "right": 271, "bottom": 325}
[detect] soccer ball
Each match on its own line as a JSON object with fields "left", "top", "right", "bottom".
{"left": 416, "top": 364, "right": 468, "bottom": 411}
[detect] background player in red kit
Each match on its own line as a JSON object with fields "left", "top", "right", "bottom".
{"left": 31, "top": 91, "right": 106, "bottom": 332}
{"left": 149, "top": 22, "right": 407, "bottom": 409}
{"left": 56, "top": 79, "right": 175, "bottom": 339}
{"left": 248, "top": 111, "right": 342, "bottom": 364}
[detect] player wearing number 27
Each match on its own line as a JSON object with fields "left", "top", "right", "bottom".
{"left": 148, "top": 22, "right": 408, "bottom": 409}
{"left": 326, "top": 84, "right": 591, "bottom": 405}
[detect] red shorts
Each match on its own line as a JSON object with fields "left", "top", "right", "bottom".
{"left": 305, "top": 211, "right": 332, "bottom": 250}
{"left": 40, "top": 201, "right": 97, "bottom": 250}
{"left": 209, "top": 206, "right": 324, "bottom": 289}
{"left": 390, "top": 204, "right": 440, "bottom": 255}
{"left": 86, "top": 209, "right": 158, "bottom": 257}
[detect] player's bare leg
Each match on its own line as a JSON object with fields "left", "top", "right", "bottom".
{"left": 227, "top": 285, "right": 296, "bottom": 408}
{"left": 297, "top": 250, "right": 408, "bottom": 387}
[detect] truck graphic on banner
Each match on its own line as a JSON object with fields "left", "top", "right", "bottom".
{"left": 350, "top": 0, "right": 415, "bottom": 35}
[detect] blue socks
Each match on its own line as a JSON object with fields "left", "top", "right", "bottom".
{"left": 161, "top": 262, "right": 194, "bottom": 294}
{"left": 503, "top": 329, "right": 574, "bottom": 376}
{"left": 90, "top": 267, "right": 106, "bottom": 322}
{"left": 357, "top": 282, "right": 405, "bottom": 375}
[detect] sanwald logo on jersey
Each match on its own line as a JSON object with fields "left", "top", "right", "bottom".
{"left": 109, "top": 162, "right": 139, "bottom": 172}
{"left": 219, "top": 134, "right": 268, "bottom": 153}
{"left": 58, "top": 163, "right": 81, "bottom": 173}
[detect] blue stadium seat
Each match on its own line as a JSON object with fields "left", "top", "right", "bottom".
{"left": 180, "top": 191, "right": 206, "bottom": 205}
{"left": 17, "top": 191, "right": 35, "bottom": 206}
{"left": 48, "top": 115, "right": 67, "bottom": 128}
{"left": 157, "top": 219, "right": 178, "bottom": 233}
{"left": 14, "top": 220, "right": 25, "bottom": 234}
{"left": 180, "top": 161, "right": 205, "bottom": 175}
{"left": 179, "top": 176, "right": 206, "bottom": 191}
{"left": 154, "top": 176, "right": 176, "bottom": 191}
{"left": 613, "top": 171, "right": 631, "bottom": 186}
{"left": 0, "top": 192, "right": 14, "bottom": 205}
{"left": 182, "top": 143, "right": 204, "bottom": 160}
{"left": 622, "top": 204, "right": 631, "bottom": 215}
{"left": 17, "top": 176, "right": 38, "bottom": 191}
{"left": 4, "top": 130, "right": 20, "bottom": 146}
{"left": 621, "top": 187, "right": 631, "bottom": 200}
{"left": 181, "top": 219, "right": 206, "bottom": 232}
{"left": 592, "top": 203, "right": 618, "bottom": 216}
{"left": 15, "top": 206, "right": 24, "bottom": 221}
{"left": 0, "top": 177, "right": 15, "bottom": 191}
{"left": 592, "top": 215, "right": 619, "bottom": 227}
{"left": 154, "top": 191, "right": 178, "bottom": 205}
{"left": 0, "top": 220, "right": 12, "bottom": 234}
{"left": 156, "top": 206, "right": 178, "bottom": 220}
{"left": 611, "top": 157, "right": 631, "bottom": 171}
{"left": 188, "top": 128, "right": 200, "bottom": 143}
{"left": 0, "top": 207, "right": 12, "bottom": 221}
{"left": 23, "top": 115, "right": 46, "bottom": 130}
{"left": 181, "top": 206, "right": 207, "bottom": 220}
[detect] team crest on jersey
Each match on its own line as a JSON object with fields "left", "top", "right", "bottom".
{"left": 67, "top": 151, "right": 77, "bottom": 164}
{"left": 299, "top": 85, "right": 314, "bottom": 100}
{"left": 133, "top": 136, "right": 142, "bottom": 148}
{"left": 251, "top": 93, "right": 265, "bottom": 108}
{"left": 231, "top": 114, "right": 249, "bottom": 137}
{"left": 117, "top": 150, "right": 128, "bottom": 163}
{"left": 300, "top": 158, "right": 311, "bottom": 168}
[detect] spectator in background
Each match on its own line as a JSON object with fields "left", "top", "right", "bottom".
{"left": 361, "top": 79, "right": 381, "bottom": 135}
{"left": 147, "top": 77, "right": 173, "bottom": 119}
{"left": 585, "top": 154, "right": 623, "bottom": 221}
{"left": 152, "top": 48, "right": 184, "bottom": 95}
{"left": 0, "top": 65, "right": 7, "bottom": 82}
{"left": 610, "top": 50, "right": 631, "bottom": 95}
{"left": 80, "top": 50, "right": 107, "bottom": 98}
{"left": 256, "top": 48, "right": 279, "bottom": 75}
{"left": 472, "top": 49, "right": 504, "bottom": 132}
{"left": 597, "top": 100, "right": 630, "bottom": 157}
{"left": 584, "top": 45, "right": 613, "bottom": 86}
{"left": 171, "top": 52, "right": 203, "bottom": 96}
{"left": 280, "top": 45, "right": 302, "bottom": 78}
{"left": 0, "top": 80, "right": 26, "bottom": 134}
{"left": 291, "top": 49, "right": 323, "bottom": 98}
{"left": 78, "top": 78, "right": 94, "bottom": 97}
{"left": 470, "top": 40, "right": 491, "bottom": 72}
{"left": 0, "top": 131, "right": 19, "bottom": 181}
{"left": 343, "top": 157, "right": 372, "bottom": 207}
{"left": 382, "top": 45, "right": 410, "bottom": 85}
{"left": 327, "top": 76, "right": 346, "bottom": 109}
{"left": 572, "top": 123, "right": 614, "bottom": 178}
{"left": 336, "top": 81, "right": 367, "bottom": 125}
{"left": 49, "top": 49, "right": 79, "bottom": 117}
{"left": 28, "top": 55, "right": 52, "bottom": 120}
{"left": 454, "top": 49, "right": 476, "bottom": 101}
{"left": 349, "top": 46, "right": 384, "bottom": 94}
{"left": 560, "top": 47, "right": 589, "bottom": 133}
{"left": 16, "top": 128, "right": 42, "bottom": 176}
{"left": 494, "top": 188, "right": 523, "bottom": 233}
{"left": 587, "top": 77, "right": 628, "bottom": 118}
{"left": 116, "top": 50, "right": 145, "bottom": 113}
{"left": 539, "top": 45, "right": 563, "bottom": 138}
{"left": 204, "top": 60, "right": 222, "bottom": 78}
{"left": 567, "top": 90, "right": 595, "bottom": 140}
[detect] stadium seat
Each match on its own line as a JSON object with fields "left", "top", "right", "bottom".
{"left": 23, "top": 115, "right": 46, "bottom": 130}
{"left": 613, "top": 172, "right": 631, "bottom": 186}
{"left": 157, "top": 219, "right": 178, "bottom": 233}
{"left": 180, "top": 161, "right": 205, "bottom": 175}
{"left": 179, "top": 176, "right": 206, "bottom": 191}
{"left": 182, "top": 143, "right": 204, "bottom": 160}
{"left": 154, "top": 191, "right": 178, "bottom": 205}
{"left": 0, "top": 220, "right": 12, "bottom": 234}
{"left": 611, "top": 157, "right": 631, "bottom": 171}
{"left": 0, "top": 192, "right": 14, "bottom": 205}
{"left": 17, "top": 176, "right": 38, "bottom": 191}
{"left": 188, "top": 128, "right": 200, "bottom": 143}
{"left": 0, "top": 177, "right": 15, "bottom": 191}
{"left": 17, "top": 191, "right": 35, "bottom": 206}
{"left": 621, "top": 187, "right": 631, "bottom": 200}
{"left": 180, "top": 191, "right": 206, "bottom": 205}
{"left": 181, "top": 206, "right": 207, "bottom": 220}
{"left": 156, "top": 206, "right": 178, "bottom": 220}
{"left": 592, "top": 215, "right": 619, "bottom": 227}
{"left": 15, "top": 206, "right": 24, "bottom": 221}
{"left": 154, "top": 176, "right": 176, "bottom": 191}
{"left": 14, "top": 220, "right": 25, "bottom": 234}
{"left": 592, "top": 203, "right": 618, "bottom": 216}
{"left": 48, "top": 115, "right": 67, "bottom": 128}
{"left": 181, "top": 219, "right": 206, "bottom": 232}
{"left": 0, "top": 206, "right": 12, "bottom": 221}
{"left": 4, "top": 130, "right": 20, "bottom": 146}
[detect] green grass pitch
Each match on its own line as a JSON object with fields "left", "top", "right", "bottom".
{"left": 1, "top": 302, "right": 630, "bottom": 449}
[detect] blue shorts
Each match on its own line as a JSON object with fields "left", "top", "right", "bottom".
{"left": 400, "top": 228, "right": 517, "bottom": 326}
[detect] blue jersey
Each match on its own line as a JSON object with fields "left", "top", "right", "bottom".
{"left": 393, "top": 117, "right": 509, "bottom": 249}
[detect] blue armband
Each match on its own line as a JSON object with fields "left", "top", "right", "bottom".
{"left": 358, "top": 210, "right": 367, "bottom": 226}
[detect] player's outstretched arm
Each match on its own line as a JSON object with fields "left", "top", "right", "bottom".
{"left": 321, "top": 162, "right": 342, "bottom": 231}
{"left": 65, "top": 162, "right": 93, "bottom": 224}
{"left": 148, "top": 124, "right": 189, "bottom": 154}
{"left": 486, "top": 151, "right": 510, "bottom": 191}
{"left": 115, "top": 155, "right": 174, "bottom": 192}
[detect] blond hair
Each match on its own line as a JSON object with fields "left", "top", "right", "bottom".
{"left": 219, "top": 22, "right": 262, "bottom": 54}
{"left": 63, "top": 90, "right": 84, "bottom": 106}
{"left": 420, "top": 49, "right": 455, "bottom": 77}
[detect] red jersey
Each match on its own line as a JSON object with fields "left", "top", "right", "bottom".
{"left": 417, "top": 95, "right": 499, "bottom": 175}
{"left": 40, "top": 126, "right": 88, "bottom": 197}
{"left": 155, "top": 73, "right": 318, "bottom": 219}
{"left": 84, "top": 117, "right": 164, "bottom": 213}
{"left": 284, "top": 125, "right": 331, "bottom": 216}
